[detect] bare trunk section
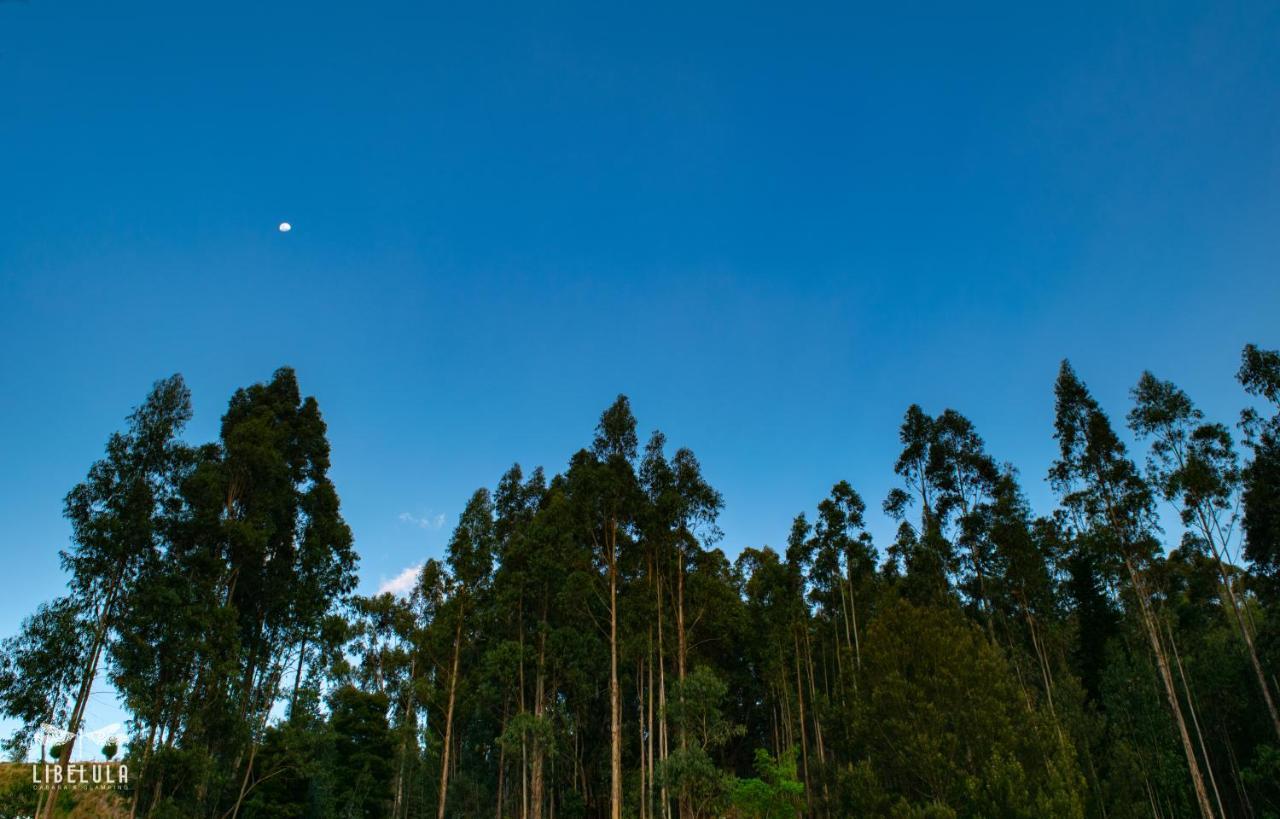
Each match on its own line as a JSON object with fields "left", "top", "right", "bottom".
{"left": 1166, "top": 621, "right": 1226, "bottom": 819}
{"left": 793, "top": 630, "right": 811, "bottom": 811}
{"left": 1125, "top": 557, "right": 1217, "bottom": 819}
{"left": 608, "top": 521, "right": 623, "bottom": 819}
{"left": 495, "top": 701, "right": 508, "bottom": 819}
{"left": 1198, "top": 510, "right": 1280, "bottom": 741}
{"left": 437, "top": 611, "right": 464, "bottom": 819}
{"left": 532, "top": 606, "right": 547, "bottom": 819}
{"left": 657, "top": 570, "right": 670, "bottom": 819}
{"left": 804, "top": 628, "right": 830, "bottom": 809}
{"left": 44, "top": 570, "right": 122, "bottom": 819}
{"left": 675, "top": 548, "right": 688, "bottom": 819}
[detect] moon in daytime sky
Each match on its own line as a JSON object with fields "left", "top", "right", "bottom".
{"left": 278, "top": 222, "right": 292, "bottom": 233}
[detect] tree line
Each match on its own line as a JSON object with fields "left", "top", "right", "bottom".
{"left": 2, "top": 347, "right": 1279, "bottom": 818}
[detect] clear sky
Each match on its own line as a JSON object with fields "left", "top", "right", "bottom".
{"left": 2, "top": 0, "right": 1278, "bottom": 663}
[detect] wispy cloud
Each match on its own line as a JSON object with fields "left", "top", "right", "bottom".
{"left": 377, "top": 563, "right": 422, "bottom": 597}
{"left": 398, "top": 511, "right": 446, "bottom": 530}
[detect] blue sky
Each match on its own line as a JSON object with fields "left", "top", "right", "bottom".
{"left": 2, "top": 0, "right": 1278, "bottom": 679}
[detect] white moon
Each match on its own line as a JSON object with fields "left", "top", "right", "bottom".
{"left": 278, "top": 222, "right": 292, "bottom": 232}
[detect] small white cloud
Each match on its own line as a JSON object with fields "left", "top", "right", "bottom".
{"left": 398, "top": 510, "right": 447, "bottom": 530}
{"left": 378, "top": 563, "right": 422, "bottom": 598}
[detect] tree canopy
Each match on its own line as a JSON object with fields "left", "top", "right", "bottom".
{"left": 4, "top": 348, "right": 1280, "bottom": 818}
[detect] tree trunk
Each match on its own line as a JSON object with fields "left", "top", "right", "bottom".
{"left": 1166, "top": 620, "right": 1226, "bottom": 819}
{"left": 45, "top": 575, "right": 119, "bottom": 819}
{"left": 393, "top": 653, "right": 417, "bottom": 819}
{"left": 437, "top": 611, "right": 464, "bottom": 819}
{"left": 804, "top": 628, "right": 830, "bottom": 810}
{"left": 496, "top": 702, "right": 508, "bottom": 819}
{"left": 1198, "top": 509, "right": 1280, "bottom": 741}
{"left": 608, "top": 521, "right": 623, "bottom": 819}
{"left": 1082, "top": 427, "right": 1218, "bottom": 819}
{"left": 287, "top": 635, "right": 307, "bottom": 719}
{"left": 646, "top": 626, "right": 655, "bottom": 819}
{"left": 637, "top": 657, "right": 646, "bottom": 819}
{"left": 657, "top": 572, "right": 670, "bottom": 819}
{"left": 532, "top": 604, "right": 547, "bottom": 819}
{"left": 675, "top": 548, "right": 688, "bottom": 819}
{"left": 793, "top": 630, "right": 811, "bottom": 811}
{"left": 1125, "top": 558, "right": 1217, "bottom": 819}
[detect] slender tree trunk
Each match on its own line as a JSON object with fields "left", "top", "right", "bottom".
{"left": 496, "top": 701, "right": 508, "bottom": 819}
{"left": 1125, "top": 557, "right": 1217, "bottom": 819}
{"left": 45, "top": 576, "right": 119, "bottom": 819}
{"left": 793, "top": 630, "right": 811, "bottom": 811}
{"left": 676, "top": 550, "right": 687, "bottom": 687}
{"left": 1160, "top": 425, "right": 1280, "bottom": 742}
{"left": 1022, "top": 600, "right": 1060, "bottom": 733}
{"left": 532, "top": 604, "right": 547, "bottom": 819}
{"left": 646, "top": 625, "right": 655, "bottom": 819}
{"left": 656, "top": 571, "right": 670, "bottom": 819}
{"left": 393, "top": 653, "right": 417, "bottom": 819}
{"left": 843, "top": 567, "right": 862, "bottom": 673}
{"left": 804, "top": 627, "right": 830, "bottom": 810}
{"left": 1082, "top": 432, "right": 1218, "bottom": 819}
{"left": 608, "top": 523, "right": 623, "bottom": 819}
{"left": 1198, "top": 509, "right": 1280, "bottom": 741}
{"left": 130, "top": 717, "right": 159, "bottom": 819}
{"left": 437, "top": 611, "right": 464, "bottom": 819}
{"left": 674, "top": 548, "right": 688, "bottom": 819}
{"left": 637, "top": 657, "right": 646, "bottom": 819}
{"left": 1166, "top": 620, "right": 1226, "bottom": 819}
{"left": 288, "top": 635, "right": 307, "bottom": 719}
{"left": 228, "top": 666, "right": 284, "bottom": 819}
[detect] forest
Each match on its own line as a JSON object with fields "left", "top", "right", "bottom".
{"left": 2, "top": 346, "right": 1280, "bottom": 819}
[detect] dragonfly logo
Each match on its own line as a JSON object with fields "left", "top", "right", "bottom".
{"left": 35, "top": 722, "right": 123, "bottom": 757}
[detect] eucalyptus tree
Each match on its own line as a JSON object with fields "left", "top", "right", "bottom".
{"left": 1049, "top": 360, "right": 1217, "bottom": 819}
{"left": 810, "top": 481, "right": 875, "bottom": 675}
{"left": 30, "top": 375, "right": 194, "bottom": 818}
{"left": 884, "top": 405, "right": 953, "bottom": 598}
{"left": 637, "top": 430, "right": 723, "bottom": 819}
{"left": 1129, "top": 371, "right": 1280, "bottom": 741}
{"left": 347, "top": 591, "right": 423, "bottom": 818}
{"left": 184, "top": 367, "right": 358, "bottom": 817}
{"left": 431, "top": 489, "right": 496, "bottom": 819}
{"left": 930, "top": 409, "right": 1004, "bottom": 623}
{"left": 733, "top": 545, "right": 806, "bottom": 794}
{"left": 783, "top": 482, "right": 876, "bottom": 809}
{"left": 518, "top": 473, "right": 588, "bottom": 819}
{"left": 561, "top": 395, "right": 641, "bottom": 819}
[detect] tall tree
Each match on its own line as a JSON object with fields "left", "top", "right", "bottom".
{"left": 42, "top": 375, "right": 193, "bottom": 818}
{"left": 1049, "top": 360, "right": 1217, "bottom": 819}
{"left": 571, "top": 395, "right": 641, "bottom": 819}
{"left": 1129, "top": 370, "right": 1280, "bottom": 740}
{"left": 433, "top": 489, "right": 496, "bottom": 819}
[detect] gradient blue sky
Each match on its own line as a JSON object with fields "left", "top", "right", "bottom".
{"left": 2, "top": 0, "right": 1279, "bottom": 653}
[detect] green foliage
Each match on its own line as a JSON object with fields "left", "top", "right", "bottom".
{"left": 729, "top": 748, "right": 804, "bottom": 817}
{"left": 847, "top": 597, "right": 1085, "bottom": 818}
{"left": 329, "top": 685, "right": 394, "bottom": 819}
{"left": 657, "top": 668, "right": 744, "bottom": 815}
